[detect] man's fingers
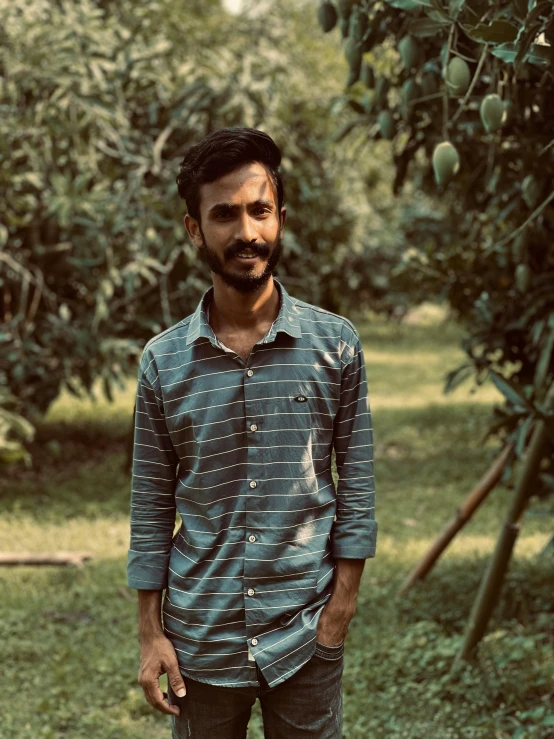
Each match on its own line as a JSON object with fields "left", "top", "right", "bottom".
{"left": 141, "top": 678, "right": 180, "bottom": 716}
{"left": 167, "top": 663, "right": 187, "bottom": 698}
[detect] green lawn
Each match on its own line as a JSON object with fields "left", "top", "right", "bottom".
{"left": 1, "top": 305, "right": 553, "bottom": 739}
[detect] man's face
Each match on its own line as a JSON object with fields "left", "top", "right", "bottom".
{"left": 185, "top": 162, "right": 286, "bottom": 293}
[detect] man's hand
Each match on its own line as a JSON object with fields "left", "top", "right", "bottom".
{"left": 138, "top": 633, "right": 186, "bottom": 716}
{"left": 316, "top": 600, "right": 356, "bottom": 646}
{"left": 316, "top": 558, "right": 365, "bottom": 646}
{"left": 137, "top": 590, "right": 186, "bottom": 716}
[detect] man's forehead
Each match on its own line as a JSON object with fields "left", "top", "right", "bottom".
{"left": 200, "top": 163, "right": 277, "bottom": 207}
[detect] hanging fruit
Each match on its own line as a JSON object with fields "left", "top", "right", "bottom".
{"left": 432, "top": 141, "right": 460, "bottom": 186}
{"left": 511, "top": 230, "right": 527, "bottom": 263}
{"left": 378, "top": 110, "right": 395, "bottom": 140}
{"left": 515, "top": 264, "right": 531, "bottom": 293}
{"left": 344, "top": 37, "right": 362, "bottom": 70}
{"left": 336, "top": 0, "right": 356, "bottom": 20}
{"left": 398, "top": 35, "right": 420, "bottom": 70}
{"left": 502, "top": 100, "right": 514, "bottom": 126}
{"left": 480, "top": 94, "right": 504, "bottom": 133}
{"left": 401, "top": 79, "right": 421, "bottom": 122}
{"left": 317, "top": 2, "right": 338, "bottom": 33}
{"left": 349, "top": 6, "right": 368, "bottom": 43}
{"left": 361, "top": 62, "right": 375, "bottom": 89}
{"left": 521, "top": 175, "right": 541, "bottom": 209}
{"left": 421, "top": 71, "right": 439, "bottom": 96}
{"left": 374, "top": 77, "right": 390, "bottom": 108}
{"left": 445, "top": 57, "right": 471, "bottom": 96}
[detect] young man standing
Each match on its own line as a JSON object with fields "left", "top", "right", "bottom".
{"left": 127, "top": 127, "right": 377, "bottom": 738}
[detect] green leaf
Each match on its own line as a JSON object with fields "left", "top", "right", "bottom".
{"left": 383, "top": 0, "right": 432, "bottom": 9}
{"left": 443, "top": 362, "right": 474, "bottom": 394}
{"left": 448, "top": 0, "right": 465, "bottom": 18}
{"left": 428, "top": 0, "right": 451, "bottom": 21}
{"left": 408, "top": 18, "right": 450, "bottom": 37}
{"left": 463, "top": 21, "right": 519, "bottom": 43}
{"left": 491, "top": 41, "right": 550, "bottom": 66}
{"left": 488, "top": 370, "right": 536, "bottom": 413}
{"left": 534, "top": 317, "right": 554, "bottom": 394}
{"left": 331, "top": 119, "right": 362, "bottom": 143}
{"left": 515, "top": 414, "right": 533, "bottom": 457}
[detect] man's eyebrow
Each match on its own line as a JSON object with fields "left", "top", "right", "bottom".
{"left": 208, "top": 199, "right": 275, "bottom": 214}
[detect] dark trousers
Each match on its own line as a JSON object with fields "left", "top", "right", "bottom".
{"left": 168, "top": 641, "right": 344, "bottom": 738}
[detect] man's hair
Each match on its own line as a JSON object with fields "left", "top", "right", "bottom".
{"left": 176, "top": 127, "right": 284, "bottom": 224}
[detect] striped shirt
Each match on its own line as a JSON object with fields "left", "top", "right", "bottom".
{"left": 127, "top": 277, "right": 377, "bottom": 688}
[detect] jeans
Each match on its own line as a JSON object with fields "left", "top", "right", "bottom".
{"left": 167, "top": 640, "right": 344, "bottom": 738}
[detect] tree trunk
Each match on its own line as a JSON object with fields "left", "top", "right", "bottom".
{"left": 453, "top": 383, "right": 554, "bottom": 666}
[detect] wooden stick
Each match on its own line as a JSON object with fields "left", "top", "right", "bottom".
{"left": 0, "top": 552, "right": 93, "bottom": 567}
{"left": 453, "top": 382, "right": 554, "bottom": 666}
{"left": 396, "top": 441, "right": 515, "bottom": 597}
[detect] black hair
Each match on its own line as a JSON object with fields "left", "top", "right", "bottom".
{"left": 176, "top": 127, "right": 284, "bottom": 223}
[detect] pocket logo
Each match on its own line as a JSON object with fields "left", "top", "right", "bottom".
{"left": 294, "top": 395, "right": 307, "bottom": 403}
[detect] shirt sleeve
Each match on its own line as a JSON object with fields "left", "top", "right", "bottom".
{"left": 127, "top": 353, "right": 179, "bottom": 590}
{"left": 331, "top": 327, "right": 377, "bottom": 559}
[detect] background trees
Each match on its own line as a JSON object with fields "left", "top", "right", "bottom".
{"left": 1, "top": 0, "right": 412, "bottom": 459}
{"left": 320, "top": 0, "right": 554, "bottom": 494}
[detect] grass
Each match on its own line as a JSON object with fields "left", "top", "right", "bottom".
{"left": 1, "top": 304, "right": 553, "bottom": 739}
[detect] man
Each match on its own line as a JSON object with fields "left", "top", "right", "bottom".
{"left": 127, "top": 127, "right": 377, "bottom": 738}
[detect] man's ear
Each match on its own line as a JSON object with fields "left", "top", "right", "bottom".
{"left": 279, "top": 207, "right": 286, "bottom": 234}
{"left": 184, "top": 214, "right": 203, "bottom": 249}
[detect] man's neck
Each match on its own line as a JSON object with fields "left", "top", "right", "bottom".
{"left": 209, "top": 275, "right": 280, "bottom": 334}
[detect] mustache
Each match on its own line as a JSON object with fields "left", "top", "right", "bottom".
{"left": 226, "top": 242, "right": 270, "bottom": 258}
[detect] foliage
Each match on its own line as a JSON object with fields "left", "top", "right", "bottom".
{"left": 0, "top": 388, "right": 34, "bottom": 466}
{"left": 0, "top": 0, "right": 406, "bottom": 455}
{"left": 319, "top": 0, "right": 554, "bottom": 495}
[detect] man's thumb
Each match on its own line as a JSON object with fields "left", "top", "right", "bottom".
{"left": 168, "top": 665, "right": 187, "bottom": 698}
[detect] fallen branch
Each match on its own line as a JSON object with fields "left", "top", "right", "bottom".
{"left": 396, "top": 440, "right": 515, "bottom": 598}
{"left": 0, "top": 552, "right": 93, "bottom": 567}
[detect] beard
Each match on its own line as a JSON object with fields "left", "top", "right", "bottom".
{"left": 198, "top": 228, "right": 283, "bottom": 293}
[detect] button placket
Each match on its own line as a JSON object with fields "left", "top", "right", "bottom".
{"left": 244, "top": 362, "right": 265, "bottom": 652}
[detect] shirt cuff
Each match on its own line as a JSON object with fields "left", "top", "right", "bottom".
{"left": 331, "top": 519, "right": 378, "bottom": 559}
{"left": 127, "top": 550, "right": 170, "bottom": 590}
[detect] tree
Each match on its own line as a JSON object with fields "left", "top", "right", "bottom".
{"left": 318, "top": 0, "right": 554, "bottom": 658}
{"left": 1, "top": 0, "right": 383, "bottom": 446}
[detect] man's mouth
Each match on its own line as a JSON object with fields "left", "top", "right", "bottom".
{"left": 234, "top": 252, "right": 259, "bottom": 260}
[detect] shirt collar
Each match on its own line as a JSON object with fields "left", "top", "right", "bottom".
{"left": 185, "top": 278, "right": 302, "bottom": 346}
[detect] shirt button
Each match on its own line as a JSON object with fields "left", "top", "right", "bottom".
{"left": 251, "top": 638, "right": 258, "bottom": 646}
{"left": 248, "top": 535, "right": 256, "bottom": 543}
{"left": 247, "top": 588, "right": 255, "bottom": 596}
{"left": 250, "top": 423, "right": 258, "bottom": 432}
{"left": 249, "top": 480, "right": 257, "bottom": 488}
{"left": 247, "top": 369, "right": 254, "bottom": 377}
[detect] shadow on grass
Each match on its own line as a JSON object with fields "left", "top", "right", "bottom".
{"left": 389, "top": 555, "right": 554, "bottom": 636}
{"left": 0, "top": 416, "right": 134, "bottom": 520}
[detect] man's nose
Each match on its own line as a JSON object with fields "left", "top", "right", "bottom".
{"left": 234, "top": 212, "right": 257, "bottom": 244}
